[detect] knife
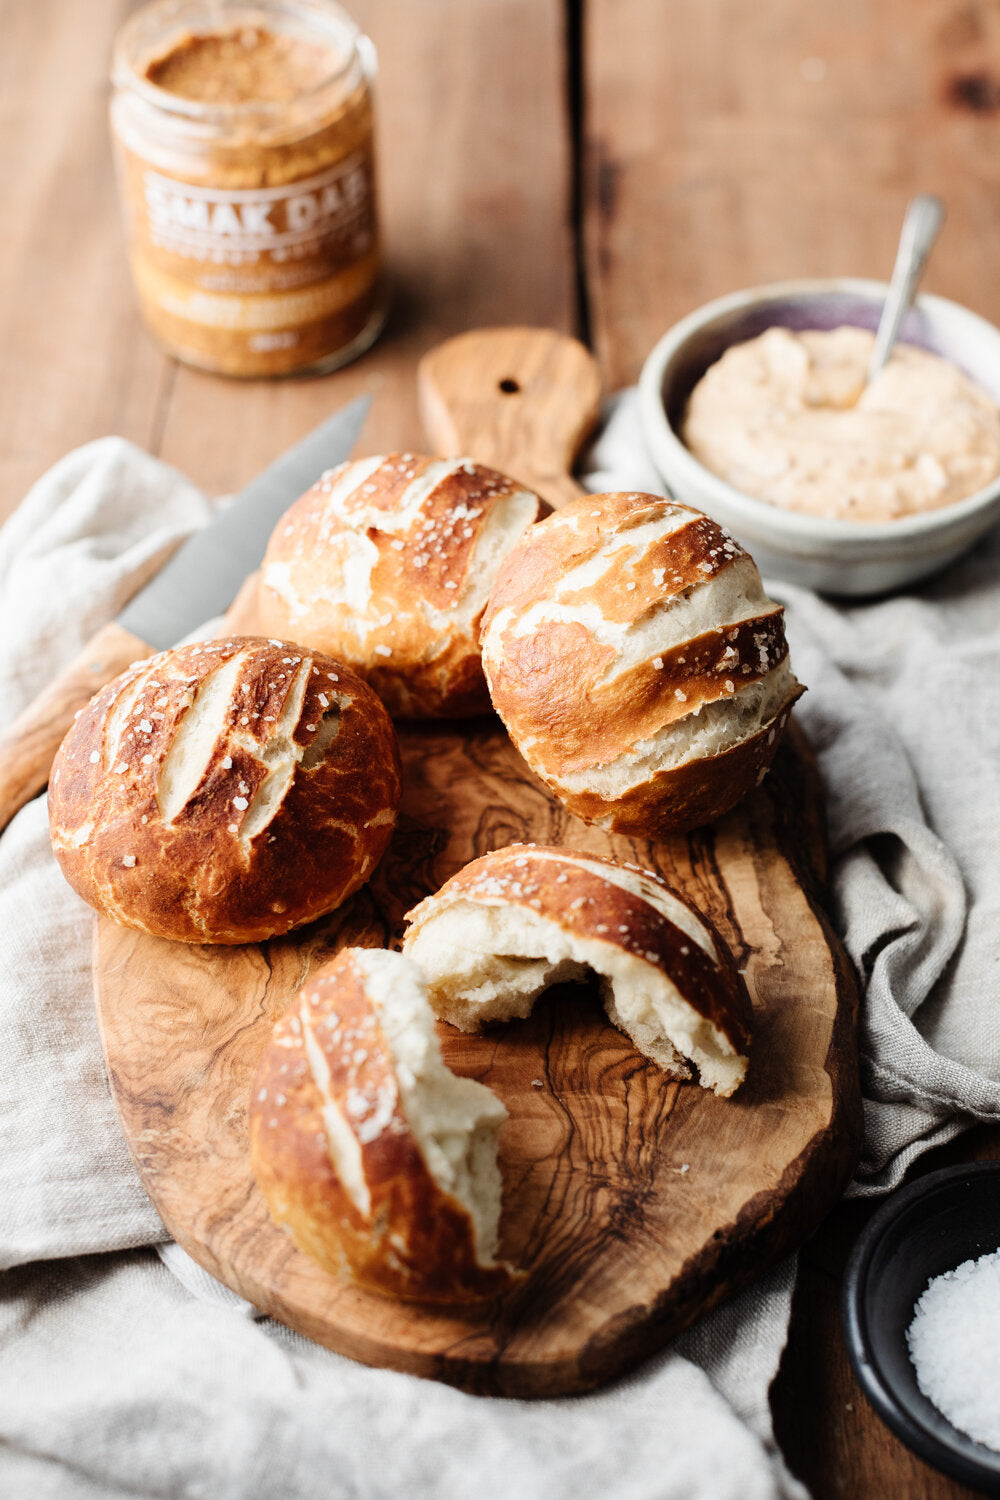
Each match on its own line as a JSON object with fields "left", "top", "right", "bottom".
{"left": 0, "top": 395, "right": 370, "bottom": 835}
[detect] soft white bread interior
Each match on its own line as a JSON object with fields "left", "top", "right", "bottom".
{"left": 365, "top": 948, "right": 507, "bottom": 1265}
{"left": 479, "top": 491, "right": 803, "bottom": 833}
{"left": 403, "top": 845, "right": 752, "bottom": 1097}
{"left": 258, "top": 454, "right": 546, "bottom": 718}
{"left": 249, "top": 947, "right": 517, "bottom": 1303}
{"left": 47, "top": 636, "right": 401, "bottom": 944}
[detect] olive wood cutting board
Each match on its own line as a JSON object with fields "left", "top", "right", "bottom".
{"left": 92, "top": 328, "right": 861, "bottom": 1398}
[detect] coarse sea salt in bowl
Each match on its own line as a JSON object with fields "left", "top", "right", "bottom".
{"left": 842, "top": 1161, "right": 1000, "bottom": 1494}
{"left": 636, "top": 278, "right": 1000, "bottom": 597}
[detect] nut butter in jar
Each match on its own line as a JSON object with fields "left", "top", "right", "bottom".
{"left": 111, "top": 0, "right": 385, "bottom": 377}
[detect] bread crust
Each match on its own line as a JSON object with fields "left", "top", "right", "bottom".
{"left": 404, "top": 844, "right": 752, "bottom": 1087}
{"left": 249, "top": 949, "right": 516, "bottom": 1303}
{"left": 258, "top": 453, "right": 546, "bottom": 718}
{"left": 538, "top": 712, "right": 796, "bottom": 838}
{"left": 48, "top": 636, "right": 401, "bottom": 944}
{"left": 480, "top": 492, "right": 803, "bottom": 833}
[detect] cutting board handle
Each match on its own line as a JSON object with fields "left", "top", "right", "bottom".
{"left": 418, "top": 327, "right": 602, "bottom": 510}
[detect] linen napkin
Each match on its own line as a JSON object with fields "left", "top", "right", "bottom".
{"left": 0, "top": 435, "right": 804, "bottom": 1500}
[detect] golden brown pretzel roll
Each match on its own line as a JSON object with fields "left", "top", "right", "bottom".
{"left": 249, "top": 947, "right": 516, "bottom": 1303}
{"left": 404, "top": 844, "right": 752, "bottom": 1097}
{"left": 258, "top": 453, "right": 546, "bottom": 718}
{"left": 479, "top": 492, "right": 803, "bottom": 834}
{"left": 48, "top": 636, "right": 400, "bottom": 944}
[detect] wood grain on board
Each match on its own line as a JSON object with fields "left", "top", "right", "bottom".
{"left": 94, "top": 716, "right": 860, "bottom": 1396}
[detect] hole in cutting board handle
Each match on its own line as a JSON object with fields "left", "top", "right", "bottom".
{"left": 498, "top": 377, "right": 520, "bottom": 394}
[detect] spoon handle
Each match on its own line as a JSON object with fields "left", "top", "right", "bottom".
{"left": 867, "top": 194, "right": 945, "bottom": 384}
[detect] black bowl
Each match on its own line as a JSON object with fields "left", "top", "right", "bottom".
{"left": 843, "top": 1162, "right": 1000, "bottom": 1494}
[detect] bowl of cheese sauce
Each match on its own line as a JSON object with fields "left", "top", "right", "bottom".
{"left": 638, "top": 280, "right": 1000, "bottom": 595}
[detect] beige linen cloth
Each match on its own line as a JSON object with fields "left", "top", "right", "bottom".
{"left": 1, "top": 409, "right": 998, "bottom": 1497}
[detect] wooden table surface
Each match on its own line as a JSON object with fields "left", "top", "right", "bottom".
{"left": 4, "top": 1, "right": 1000, "bottom": 1493}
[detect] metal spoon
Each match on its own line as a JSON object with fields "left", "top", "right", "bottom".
{"left": 867, "top": 194, "right": 946, "bottom": 385}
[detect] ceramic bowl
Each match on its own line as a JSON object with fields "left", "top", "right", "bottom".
{"left": 636, "top": 278, "right": 1000, "bottom": 595}
{"left": 842, "top": 1161, "right": 1000, "bottom": 1493}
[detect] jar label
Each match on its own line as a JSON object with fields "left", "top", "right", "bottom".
{"left": 115, "top": 128, "right": 383, "bottom": 375}
{"left": 141, "top": 154, "right": 374, "bottom": 271}
{"left": 132, "top": 249, "right": 379, "bottom": 330}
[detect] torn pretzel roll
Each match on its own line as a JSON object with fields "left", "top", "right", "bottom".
{"left": 249, "top": 947, "right": 516, "bottom": 1303}
{"left": 403, "top": 844, "right": 752, "bottom": 1097}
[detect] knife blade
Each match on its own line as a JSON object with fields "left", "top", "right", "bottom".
{"left": 117, "top": 396, "right": 370, "bottom": 649}
{"left": 0, "top": 395, "right": 370, "bottom": 834}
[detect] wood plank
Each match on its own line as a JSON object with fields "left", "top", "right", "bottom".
{"left": 0, "top": 0, "right": 167, "bottom": 522}
{"left": 584, "top": 0, "right": 1000, "bottom": 388}
{"left": 157, "top": 0, "right": 577, "bottom": 493}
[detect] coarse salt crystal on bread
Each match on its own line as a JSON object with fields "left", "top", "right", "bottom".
{"left": 258, "top": 453, "right": 546, "bottom": 718}
{"left": 403, "top": 844, "right": 752, "bottom": 1098}
{"left": 48, "top": 637, "right": 400, "bottom": 945}
{"left": 249, "top": 947, "right": 516, "bottom": 1303}
{"left": 479, "top": 492, "right": 803, "bottom": 833}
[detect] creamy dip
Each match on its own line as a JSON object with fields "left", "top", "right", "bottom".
{"left": 681, "top": 326, "right": 1000, "bottom": 521}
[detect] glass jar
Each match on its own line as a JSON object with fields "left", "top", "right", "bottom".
{"left": 110, "top": 0, "right": 386, "bottom": 378}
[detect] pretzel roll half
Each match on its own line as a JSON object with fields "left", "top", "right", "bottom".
{"left": 249, "top": 947, "right": 516, "bottom": 1303}
{"left": 48, "top": 637, "right": 400, "bottom": 944}
{"left": 259, "top": 453, "right": 546, "bottom": 717}
{"left": 480, "top": 492, "right": 803, "bottom": 834}
{"left": 403, "top": 845, "right": 752, "bottom": 1097}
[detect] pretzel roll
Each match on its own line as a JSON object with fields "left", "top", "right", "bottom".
{"left": 48, "top": 637, "right": 400, "bottom": 944}
{"left": 480, "top": 492, "right": 803, "bottom": 834}
{"left": 258, "top": 453, "right": 546, "bottom": 718}
{"left": 249, "top": 947, "right": 516, "bottom": 1303}
{"left": 404, "top": 845, "right": 752, "bottom": 1097}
